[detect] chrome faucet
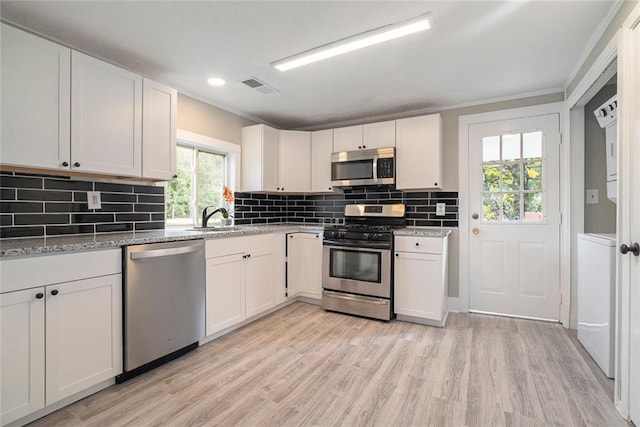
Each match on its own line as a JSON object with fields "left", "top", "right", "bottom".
{"left": 202, "top": 206, "right": 228, "bottom": 228}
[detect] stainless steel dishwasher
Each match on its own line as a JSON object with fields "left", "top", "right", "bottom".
{"left": 118, "top": 239, "right": 205, "bottom": 382}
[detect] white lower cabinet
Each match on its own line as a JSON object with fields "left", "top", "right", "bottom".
{"left": 0, "top": 249, "right": 122, "bottom": 426}
{"left": 394, "top": 235, "right": 449, "bottom": 327}
{"left": 205, "top": 234, "right": 279, "bottom": 336}
{"left": 286, "top": 232, "right": 323, "bottom": 299}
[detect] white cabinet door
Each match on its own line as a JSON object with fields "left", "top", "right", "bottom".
{"left": 396, "top": 114, "right": 443, "bottom": 190}
{"left": 363, "top": 120, "right": 396, "bottom": 149}
{"left": 71, "top": 51, "right": 142, "bottom": 176}
{"left": 205, "top": 254, "right": 245, "bottom": 336}
{"left": 0, "top": 288, "right": 45, "bottom": 425}
{"left": 45, "top": 274, "right": 122, "bottom": 405}
{"left": 333, "top": 125, "right": 363, "bottom": 152}
{"left": 394, "top": 252, "right": 444, "bottom": 321}
{"left": 245, "top": 247, "right": 276, "bottom": 318}
{"left": 1, "top": 24, "right": 71, "bottom": 171}
{"left": 279, "top": 130, "right": 311, "bottom": 193}
{"left": 241, "top": 124, "right": 279, "bottom": 192}
{"left": 142, "top": 79, "right": 177, "bottom": 180}
{"left": 287, "top": 232, "right": 323, "bottom": 299}
{"left": 311, "top": 129, "right": 334, "bottom": 193}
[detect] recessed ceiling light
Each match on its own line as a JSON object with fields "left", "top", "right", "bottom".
{"left": 272, "top": 13, "right": 433, "bottom": 72}
{"left": 207, "top": 77, "right": 226, "bottom": 86}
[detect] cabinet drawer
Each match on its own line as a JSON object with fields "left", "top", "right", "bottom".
{"left": 1, "top": 249, "right": 121, "bottom": 293}
{"left": 205, "top": 233, "right": 275, "bottom": 259}
{"left": 394, "top": 236, "right": 443, "bottom": 254}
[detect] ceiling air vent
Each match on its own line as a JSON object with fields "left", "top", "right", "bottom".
{"left": 241, "top": 77, "right": 278, "bottom": 94}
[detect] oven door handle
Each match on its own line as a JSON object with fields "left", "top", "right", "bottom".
{"left": 323, "top": 290, "right": 389, "bottom": 305}
{"left": 322, "top": 240, "right": 391, "bottom": 250}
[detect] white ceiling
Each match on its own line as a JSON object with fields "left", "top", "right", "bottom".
{"left": 0, "top": 1, "right": 618, "bottom": 129}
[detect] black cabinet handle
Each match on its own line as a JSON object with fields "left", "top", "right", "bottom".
{"left": 247, "top": 254, "right": 251, "bottom": 258}
{"left": 172, "top": 174, "right": 177, "bottom": 179}
{"left": 328, "top": 187, "right": 332, "bottom": 190}
{"left": 35, "top": 292, "right": 44, "bottom": 299}
{"left": 415, "top": 242, "right": 420, "bottom": 246}
{"left": 51, "top": 289, "right": 59, "bottom": 296}
{"left": 73, "top": 162, "right": 80, "bottom": 167}
{"left": 620, "top": 243, "right": 640, "bottom": 256}
{"left": 434, "top": 182, "right": 438, "bottom": 186}
{"left": 395, "top": 253, "right": 399, "bottom": 257}
{"left": 62, "top": 161, "right": 69, "bottom": 167}
{"left": 362, "top": 145, "right": 366, "bottom": 149}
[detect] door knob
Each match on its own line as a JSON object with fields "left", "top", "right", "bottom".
{"left": 472, "top": 227, "right": 480, "bottom": 235}
{"left": 472, "top": 213, "right": 479, "bottom": 220}
{"left": 620, "top": 243, "right": 640, "bottom": 256}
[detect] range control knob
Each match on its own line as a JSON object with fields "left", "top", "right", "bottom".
{"left": 599, "top": 108, "right": 608, "bottom": 117}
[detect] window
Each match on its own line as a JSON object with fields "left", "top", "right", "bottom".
{"left": 481, "top": 131, "right": 543, "bottom": 222}
{"left": 165, "top": 131, "right": 240, "bottom": 228}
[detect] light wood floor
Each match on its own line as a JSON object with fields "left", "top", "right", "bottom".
{"left": 30, "top": 303, "right": 629, "bottom": 427}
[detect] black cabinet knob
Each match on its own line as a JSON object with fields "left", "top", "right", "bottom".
{"left": 51, "top": 289, "right": 59, "bottom": 296}
{"left": 172, "top": 174, "right": 177, "bottom": 179}
{"left": 395, "top": 253, "right": 399, "bottom": 257}
{"left": 73, "top": 162, "right": 80, "bottom": 167}
{"left": 358, "top": 146, "right": 362, "bottom": 149}
{"left": 35, "top": 292, "right": 44, "bottom": 299}
{"left": 362, "top": 145, "right": 366, "bottom": 149}
{"left": 62, "top": 161, "right": 69, "bottom": 167}
{"left": 328, "top": 187, "right": 332, "bottom": 190}
{"left": 415, "top": 242, "right": 420, "bottom": 246}
{"left": 247, "top": 254, "right": 251, "bottom": 258}
{"left": 620, "top": 243, "right": 640, "bottom": 256}
{"left": 434, "top": 182, "right": 438, "bottom": 186}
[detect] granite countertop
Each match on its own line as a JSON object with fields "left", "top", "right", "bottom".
{"left": 0, "top": 224, "right": 324, "bottom": 258}
{"left": 394, "top": 227, "right": 453, "bottom": 238}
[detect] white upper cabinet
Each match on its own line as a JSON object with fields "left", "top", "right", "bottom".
{"left": 333, "top": 121, "right": 396, "bottom": 152}
{"left": 1, "top": 24, "right": 71, "bottom": 171}
{"left": 279, "top": 130, "right": 311, "bottom": 192}
{"left": 242, "top": 124, "right": 280, "bottom": 192}
{"left": 333, "top": 125, "right": 363, "bottom": 152}
{"left": 311, "top": 129, "right": 334, "bottom": 193}
{"left": 142, "top": 79, "right": 177, "bottom": 180}
{"left": 396, "top": 114, "right": 443, "bottom": 190}
{"left": 363, "top": 120, "right": 396, "bottom": 149}
{"left": 71, "top": 51, "right": 142, "bottom": 177}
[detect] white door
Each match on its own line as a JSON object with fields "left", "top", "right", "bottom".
{"left": 205, "top": 254, "right": 245, "bottom": 336}
{"left": 311, "top": 129, "right": 334, "bottom": 193}
{"left": 0, "top": 288, "right": 45, "bottom": 425}
{"left": 142, "top": 78, "right": 177, "bottom": 180}
{"left": 45, "top": 275, "right": 122, "bottom": 405}
{"left": 468, "top": 114, "right": 561, "bottom": 320}
{"left": 279, "top": 130, "right": 311, "bottom": 192}
{"left": 624, "top": 11, "right": 640, "bottom": 424}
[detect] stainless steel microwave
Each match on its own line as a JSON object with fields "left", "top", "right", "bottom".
{"left": 330, "top": 147, "right": 395, "bottom": 187}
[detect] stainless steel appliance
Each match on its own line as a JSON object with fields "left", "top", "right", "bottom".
{"left": 331, "top": 147, "right": 395, "bottom": 187}
{"left": 322, "top": 203, "right": 405, "bottom": 320}
{"left": 118, "top": 239, "right": 205, "bottom": 382}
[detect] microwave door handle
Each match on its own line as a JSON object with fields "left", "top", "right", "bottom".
{"left": 372, "top": 156, "right": 378, "bottom": 182}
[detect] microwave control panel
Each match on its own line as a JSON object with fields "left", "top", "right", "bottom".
{"left": 377, "top": 158, "right": 394, "bottom": 179}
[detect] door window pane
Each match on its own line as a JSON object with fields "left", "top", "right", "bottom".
{"left": 502, "top": 193, "right": 520, "bottom": 221}
{"left": 523, "top": 132, "right": 542, "bottom": 159}
{"left": 524, "top": 160, "right": 542, "bottom": 190}
{"left": 501, "top": 163, "right": 521, "bottom": 191}
{"left": 524, "top": 192, "right": 543, "bottom": 221}
{"left": 482, "top": 136, "right": 500, "bottom": 161}
{"left": 482, "top": 193, "right": 501, "bottom": 222}
{"left": 502, "top": 134, "right": 521, "bottom": 161}
{"left": 483, "top": 165, "right": 501, "bottom": 192}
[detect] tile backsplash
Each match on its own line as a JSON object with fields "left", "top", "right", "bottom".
{"left": 234, "top": 186, "right": 458, "bottom": 227}
{"left": 0, "top": 172, "right": 165, "bottom": 239}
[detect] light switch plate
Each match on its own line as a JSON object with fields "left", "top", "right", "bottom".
{"left": 586, "top": 189, "right": 599, "bottom": 205}
{"left": 87, "top": 191, "right": 102, "bottom": 210}
{"left": 436, "top": 202, "right": 446, "bottom": 216}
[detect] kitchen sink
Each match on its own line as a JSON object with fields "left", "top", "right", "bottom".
{"left": 190, "top": 225, "right": 247, "bottom": 232}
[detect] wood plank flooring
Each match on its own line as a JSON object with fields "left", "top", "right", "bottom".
{"left": 29, "top": 303, "right": 629, "bottom": 427}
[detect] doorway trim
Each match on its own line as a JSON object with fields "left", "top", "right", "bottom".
{"left": 458, "top": 102, "right": 565, "bottom": 320}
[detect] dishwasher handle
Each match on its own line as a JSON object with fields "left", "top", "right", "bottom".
{"left": 129, "top": 244, "right": 203, "bottom": 260}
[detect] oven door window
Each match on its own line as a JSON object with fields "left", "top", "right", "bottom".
{"left": 332, "top": 160, "right": 373, "bottom": 181}
{"left": 329, "top": 248, "right": 381, "bottom": 283}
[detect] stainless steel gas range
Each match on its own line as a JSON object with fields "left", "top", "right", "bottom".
{"left": 321, "top": 203, "right": 405, "bottom": 321}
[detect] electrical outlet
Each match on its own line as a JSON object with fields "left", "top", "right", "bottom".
{"left": 87, "top": 191, "right": 102, "bottom": 210}
{"left": 436, "top": 203, "right": 446, "bottom": 216}
{"left": 586, "top": 189, "right": 599, "bottom": 205}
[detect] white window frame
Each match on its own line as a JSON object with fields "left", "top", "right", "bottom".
{"left": 168, "top": 129, "right": 241, "bottom": 228}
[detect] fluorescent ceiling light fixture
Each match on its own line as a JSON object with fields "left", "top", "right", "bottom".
{"left": 207, "top": 77, "right": 226, "bottom": 86}
{"left": 272, "top": 13, "right": 433, "bottom": 72}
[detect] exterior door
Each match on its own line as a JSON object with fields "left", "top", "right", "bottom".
{"left": 468, "top": 114, "right": 561, "bottom": 320}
